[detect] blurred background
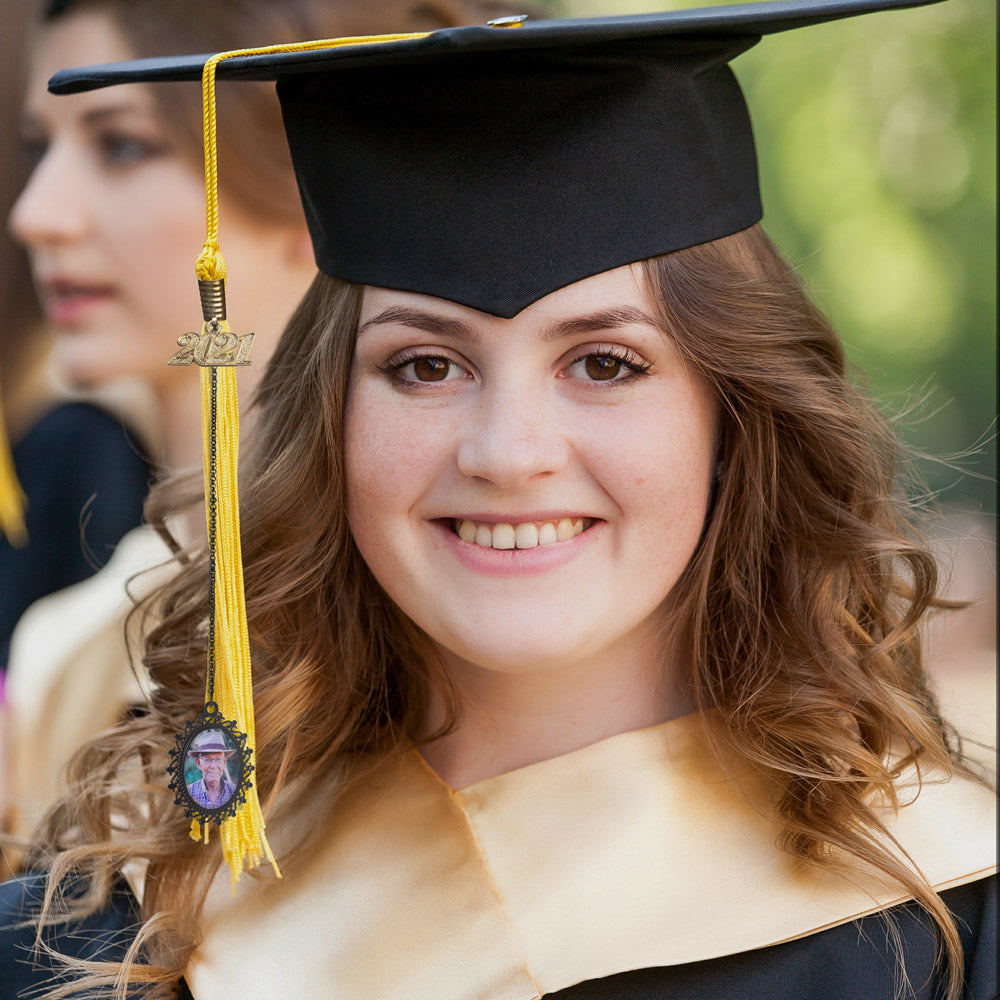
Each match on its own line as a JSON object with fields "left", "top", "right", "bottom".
{"left": 557, "top": 0, "right": 997, "bottom": 750}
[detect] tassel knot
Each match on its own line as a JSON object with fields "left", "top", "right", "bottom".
{"left": 195, "top": 242, "right": 227, "bottom": 283}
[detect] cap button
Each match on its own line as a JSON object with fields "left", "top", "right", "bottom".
{"left": 486, "top": 14, "right": 528, "bottom": 27}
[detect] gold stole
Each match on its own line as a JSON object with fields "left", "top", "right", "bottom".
{"left": 186, "top": 715, "right": 996, "bottom": 999}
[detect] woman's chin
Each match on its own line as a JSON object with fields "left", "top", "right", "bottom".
{"left": 51, "top": 340, "right": 152, "bottom": 392}
{"left": 431, "top": 634, "right": 604, "bottom": 682}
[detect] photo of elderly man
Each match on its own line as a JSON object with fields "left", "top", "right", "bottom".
{"left": 185, "top": 730, "right": 238, "bottom": 810}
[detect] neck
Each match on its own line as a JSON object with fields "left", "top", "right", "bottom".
{"left": 153, "top": 373, "right": 204, "bottom": 473}
{"left": 420, "top": 637, "right": 691, "bottom": 790}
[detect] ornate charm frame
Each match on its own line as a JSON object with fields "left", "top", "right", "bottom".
{"left": 167, "top": 701, "right": 254, "bottom": 825}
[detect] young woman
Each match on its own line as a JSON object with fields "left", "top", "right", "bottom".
{"left": 0, "top": 1, "right": 995, "bottom": 999}
{"left": 0, "top": 0, "right": 150, "bottom": 680}
{"left": 1, "top": 0, "right": 524, "bottom": 852}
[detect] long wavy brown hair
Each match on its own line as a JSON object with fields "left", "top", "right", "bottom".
{"left": 24, "top": 225, "right": 990, "bottom": 999}
{"left": 1, "top": 0, "right": 45, "bottom": 403}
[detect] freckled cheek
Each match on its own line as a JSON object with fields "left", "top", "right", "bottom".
{"left": 344, "top": 395, "right": 449, "bottom": 520}
{"left": 600, "top": 418, "right": 716, "bottom": 524}
{"left": 626, "top": 463, "right": 711, "bottom": 528}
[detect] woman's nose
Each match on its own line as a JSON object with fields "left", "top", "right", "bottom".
{"left": 456, "top": 385, "right": 569, "bottom": 489}
{"left": 9, "top": 143, "right": 90, "bottom": 249}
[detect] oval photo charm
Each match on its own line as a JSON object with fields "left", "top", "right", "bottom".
{"left": 167, "top": 703, "right": 254, "bottom": 824}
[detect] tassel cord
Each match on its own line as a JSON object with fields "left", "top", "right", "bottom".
{"left": 194, "top": 31, "right": 431, "bottom": 283}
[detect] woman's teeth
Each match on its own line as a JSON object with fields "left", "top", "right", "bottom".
{"left": 455, "top": 518, "right": 589, "bottom": 550}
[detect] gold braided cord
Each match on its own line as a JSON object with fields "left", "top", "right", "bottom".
{"left": 193, "top": 32, "right": 428, "bottom": 886}
{"left": 0, "top": 382, "right": 27, "bottom": 546}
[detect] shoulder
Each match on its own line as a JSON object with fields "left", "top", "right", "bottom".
{"left": 13, "top": 401, "right": 150, "bottom": 517}
{"left": 881, "top": 769, "right": 995, "bottom": 897}
{"left": 6, "top": 523, "right": 172, "bottom": 682}
{"left": 15, "top": 401, "right": 143, "bottom": 457}
{"left": 0, "top": 872, "right": 142, "bottom": 999}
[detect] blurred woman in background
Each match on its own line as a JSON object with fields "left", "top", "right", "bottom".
{"left": 2, "top": 0, "right": 525, "bottom": 856}
{"left": 0, "top": 0, "right": 149, "bottom": 679}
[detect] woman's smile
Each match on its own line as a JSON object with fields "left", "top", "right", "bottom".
{"left": 433, "top": 515, "right": 601, "bottom": 578}
{"left": 452, "top": 516, "right": 592, "bottom": 549}
{"left": 345, "top": 264, "right": 719, "bottom": 677}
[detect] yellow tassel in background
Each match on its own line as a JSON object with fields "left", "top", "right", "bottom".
{"left": 0, "top": 383, "right": 27, "bottom": 547}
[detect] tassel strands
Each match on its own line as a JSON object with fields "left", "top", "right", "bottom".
{"left": 196, "top": 360, "right": 277, "bottom": 885}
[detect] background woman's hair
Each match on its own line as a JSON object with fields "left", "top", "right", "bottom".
{"left": 1, "top": 0, "right": 45, "bottom": 395}
{"left": 24, "top": 217, "right": 988, "bottom": 997}
{"left": 43, "top": 0, "right": 534, "bottom": 225}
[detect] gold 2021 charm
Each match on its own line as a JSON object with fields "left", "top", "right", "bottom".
{"left": 168, "top": 318, "right": 254, "bottom": 367}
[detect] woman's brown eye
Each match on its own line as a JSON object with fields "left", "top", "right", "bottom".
{"left": 413, "top": 357, "right": 451, "bottom": 381}
{"left": 584, "top": 355, "right": 622, "bottom": 380}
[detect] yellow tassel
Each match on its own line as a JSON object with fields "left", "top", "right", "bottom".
{"left": 0, "top": 382, "right": 27, "bottom": 547}
{"left": 186, "top": 29, "right": 431, "bottom": 887}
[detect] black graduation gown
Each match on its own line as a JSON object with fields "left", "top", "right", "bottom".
{"left": 0, "top": 401, "right": 150, "bottom": 671}
{"left": 0, "top": 873, "right": 995, "bottom": 999}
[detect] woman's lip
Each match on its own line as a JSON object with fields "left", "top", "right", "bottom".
{"left": 434, "top": 518, "right": 600, "bottom": 576}
{"left": 42, "top": 281, "right": 116, "bottom": 326}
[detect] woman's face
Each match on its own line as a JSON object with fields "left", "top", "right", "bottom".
{"left": 345, "top": 264, "right": 719, "bottom": 685}
{"left": 9, "top": 11, "right": 307, "bottom": 393}
{"left": 9, "top": 11, "right": 204, "bottom": 390}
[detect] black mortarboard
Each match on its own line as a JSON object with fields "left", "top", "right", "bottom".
{"left": 50, "top": 0, "right": 942, "bottom": 319}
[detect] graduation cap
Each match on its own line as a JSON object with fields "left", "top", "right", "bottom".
{"left": 48, "top": 0, "right": 943, "bottom": 883}
{"left": 50, "top": 0, "right": 944, "bottom": 319}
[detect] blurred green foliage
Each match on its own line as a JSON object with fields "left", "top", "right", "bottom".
{"left": 558, "top": 0, "right": 996, "bottom": 513}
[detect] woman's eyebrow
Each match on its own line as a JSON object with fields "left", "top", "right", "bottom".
{"left": 82, "top": 104, "right": 137, "bottom": 125}
{"left": 541, "top": 306, "right": 661, "bottom": 341}
{"left": 19, "top": 102, "right": 140, "bottom": 135}
{"left": 357, "top": 306, "right": 479, "bottom": 342}
{"left": 357, "top": 304, "right": 660, "bottom": 342}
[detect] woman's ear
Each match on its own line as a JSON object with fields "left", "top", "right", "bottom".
{"left": 287, "top": 223, "right": 316, "bottom": 268}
